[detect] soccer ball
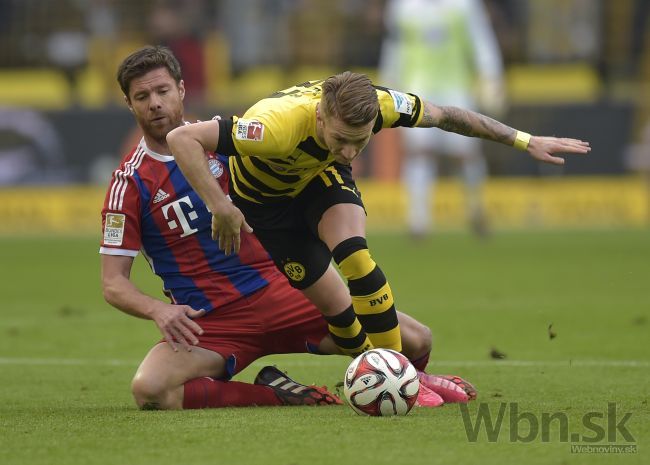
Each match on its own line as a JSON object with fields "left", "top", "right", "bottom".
{"left": 343, "top": 348, "right": 419, "bottom": 416}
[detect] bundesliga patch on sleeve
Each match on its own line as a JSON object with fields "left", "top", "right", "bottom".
{"left": 235, "top": 119, "right": 265, "bottom": 141}
{"left": 388, "top": 90, "right": 413, "bottom": 115}
{"left": 104, "top": 213, "right": 125, "bottom": 246}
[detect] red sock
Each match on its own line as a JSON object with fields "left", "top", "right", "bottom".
{"left": 410, "top": 352, "right": 430, "bottom": 372}
{"left": 182, "top": 377, "right": 282, "bottom": 409}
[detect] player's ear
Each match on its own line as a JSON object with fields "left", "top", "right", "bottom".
{"left": 124, "top": 95, "right": 133, "bottom": 113}
{"left": 178, "top": 80, "right": 185, "bottom": 100}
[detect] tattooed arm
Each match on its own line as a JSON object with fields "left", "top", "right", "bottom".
{"left": 417, "top": 101, "right": 515, "bottom": 144}
{"left": 416, "top": 100, "right": 591, "bottom": 165}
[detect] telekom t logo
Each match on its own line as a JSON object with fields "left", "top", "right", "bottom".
{"left": 161, "top": 196, "right": 199, "bottom": 237}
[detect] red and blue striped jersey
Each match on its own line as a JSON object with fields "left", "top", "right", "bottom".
{"left": 100, "top": 138, "right": 282, "bottom": 312}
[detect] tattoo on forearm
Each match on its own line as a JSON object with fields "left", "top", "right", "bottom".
{"left": 419, "top": 107, "right": 437, "bottom": 127}
{"left": 426, "top": 104, "right": 515, "bottom": 145}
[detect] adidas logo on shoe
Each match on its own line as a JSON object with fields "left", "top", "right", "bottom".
{"left": 254, "top": 365, "right": 342, "bottom": 406}
{"left": 267, "top": 375, "right": 310, "bottom": 394}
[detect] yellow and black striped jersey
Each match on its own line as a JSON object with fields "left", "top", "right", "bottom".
{"left": 216, "top": 79, "right": 424, "bottom": 203}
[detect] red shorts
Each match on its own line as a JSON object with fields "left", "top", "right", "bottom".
{"left": 193, "top": 276, "right": 329, "bottom": 379}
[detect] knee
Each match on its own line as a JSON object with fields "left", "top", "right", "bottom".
{"left": 401, "top": 320, "right": 433, "bottom": 359}
{"left": 131, "top": 373, "right": 174, "bottom": 410}
{"left": 413, "top": 322, "right": 433, "bottom": 355}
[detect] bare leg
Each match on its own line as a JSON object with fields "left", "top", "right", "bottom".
{"left": 131, "top": 343, "right": 225, "bottom": 410}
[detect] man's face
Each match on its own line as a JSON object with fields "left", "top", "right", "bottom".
{"left": 126, "top": 67, "right": 185, "bottom": 142}
{"left": 318, "top": 108, "right": 375, "bottom": 165}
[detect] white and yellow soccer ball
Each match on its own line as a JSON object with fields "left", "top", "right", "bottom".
{"left": 343, "top": 348, "right": 419, "bottom": 416}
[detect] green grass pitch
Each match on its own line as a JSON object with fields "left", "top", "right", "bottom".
{"left": 0, "top": 230, "right": 648, "bottom": 465}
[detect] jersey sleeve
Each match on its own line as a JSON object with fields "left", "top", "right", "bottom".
{"left": 229, "top": 101, "right": 302, "bottom": 159}
{"left": 99, "top": 170, "right": 142, "bottom": 257}
{"left": 374, "top": 86, "right": 424, "bottom": 130}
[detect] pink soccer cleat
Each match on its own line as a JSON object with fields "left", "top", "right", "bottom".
{"left": 417, "top": 372, "right": 477, "bottom": 403}
{"left": 415, "top": 383, "right": 444, "bottom": 407}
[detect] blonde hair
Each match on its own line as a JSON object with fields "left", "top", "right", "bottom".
{"left": 321, "top": 71, "right": 379, "bottom": 126}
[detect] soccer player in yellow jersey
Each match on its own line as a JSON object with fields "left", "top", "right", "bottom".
{"left": 168, "top": 71, "right": 590, "bottom": 361}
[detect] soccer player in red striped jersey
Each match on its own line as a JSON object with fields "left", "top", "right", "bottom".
{"left": 102, "top": 46, "right": 458, "bottom": 410}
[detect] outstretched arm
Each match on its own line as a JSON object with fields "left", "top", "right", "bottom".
{"left": 417, "top": 101, "right": 591, "bottom": 165}
{"left": 167, "top": 121, "right": 252, "bottom": 254}
{"left": 101, "top": 254, "right": 205, "bottom": 352}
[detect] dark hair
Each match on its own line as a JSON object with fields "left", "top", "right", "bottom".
{"left": 321, "top": 71, "right": 379, "bottom": 126}
{"left": 116, "top": 45, "right": 182, "bottom": 97}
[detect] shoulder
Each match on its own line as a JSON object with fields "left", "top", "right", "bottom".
{"left": 245, "top": 80, "right": 321, "bottom": 125}
{"left": 374, "top": 85, "right": 423, "bottom": 129}
{"left": 245, "top": 93, "right": 313, "bottom": 124}
{"left": 113, "top": 144, "right": 148, "bottom": 178}
{"left": 235, "top": 97, "right": 314, "bottom": 154}
{"left": 104, "top": 145, "right": 149, "bottom": 210}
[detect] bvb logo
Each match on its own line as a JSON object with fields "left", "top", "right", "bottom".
{"left": 283, "top": 261, "right": 306, "bottom": 282}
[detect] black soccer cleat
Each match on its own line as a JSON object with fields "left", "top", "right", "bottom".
{"left": 254, "top": 365, "right": 343, "bottom": 406}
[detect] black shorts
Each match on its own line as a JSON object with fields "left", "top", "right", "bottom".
{"left": 231, "top": 163, "right": 365, "bottom": 289}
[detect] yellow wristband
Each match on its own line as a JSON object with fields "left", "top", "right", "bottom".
{"left": 513, "top": 131, "right": 531, "bottom": 151}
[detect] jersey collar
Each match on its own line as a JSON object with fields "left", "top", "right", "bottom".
{"left": 140, "top": 137, "right": 175, "bottom": 162}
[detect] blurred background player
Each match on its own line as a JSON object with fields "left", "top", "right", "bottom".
{"left": 380, "top": 0, "right": 505, "bottom": 237}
